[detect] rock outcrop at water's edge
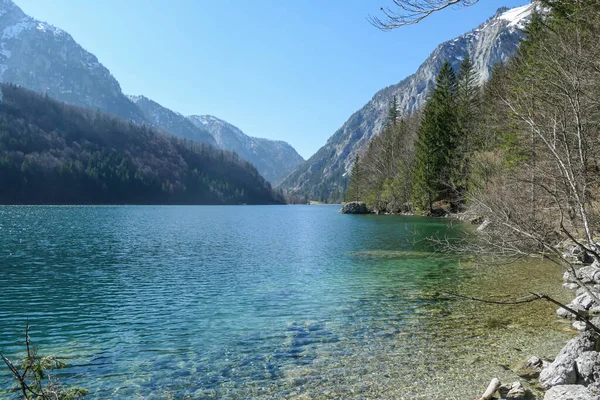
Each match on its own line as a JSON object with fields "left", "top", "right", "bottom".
{"left": 474, "top": 243, "right": 600, "bottom": 400}
{"left": 339, "top": 202, "right": 371, "bottom": 214}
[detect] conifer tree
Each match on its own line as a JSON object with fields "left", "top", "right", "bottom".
{"left": 387, "top": 95, "right": 399, "bottom": 128}
{"left": 412, "top": 61, "right": 458, "bottom": 212}
{"left": 454, "top": 55, "right": 480, "bottom": 196}
{"left": 346, "top": 155, "right": 363, "bottom": 202}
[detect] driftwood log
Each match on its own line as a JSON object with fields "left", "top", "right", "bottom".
{"left": 477, "top": 378, "right": 500, "bottom": 400}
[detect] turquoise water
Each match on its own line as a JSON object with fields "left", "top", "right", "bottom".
{"left": 0, "top": 205, "right": 565, "bottom": 399}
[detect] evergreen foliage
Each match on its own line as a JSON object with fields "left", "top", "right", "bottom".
{"left": 0, "top": 84, "right": 284, "bottom": 205}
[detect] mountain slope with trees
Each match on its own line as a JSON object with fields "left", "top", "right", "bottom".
{"left": 347, "top": 0, "right": 600, "bottom": 264}
{"left": 279, "top": 4, "right": 533, "bottom": 203}
{"left": 0, "top": 84, "right": 283, "bottom": 205}
{"left": 188, "top": 115, "right": 304, "bottom": 185}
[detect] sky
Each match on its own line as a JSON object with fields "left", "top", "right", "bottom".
{"left": 14, "top": 0, "right": 529, "bottom": 160}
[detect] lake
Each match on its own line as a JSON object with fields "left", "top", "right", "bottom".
{"left": 0, "top": 205, "right": 572, "bottom": 399}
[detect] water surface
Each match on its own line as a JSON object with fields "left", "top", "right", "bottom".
{"left": 0, "top": 205, "right": 571, "bottom": 399}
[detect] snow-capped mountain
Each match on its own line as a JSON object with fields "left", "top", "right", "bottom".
{"left": 279, "top": 4, "right": 535, "bottom": 201}
{"left": 0, "top": 0, "right": 303, "bottom": 183}
{"left": 129, "top": 95, "right": 217, "bottom": 147}
{"left": 188, "top": 115, "right": 304, "bottom": 185}
{"left": 0, "top": 0, "right": 145, "bottom": 122}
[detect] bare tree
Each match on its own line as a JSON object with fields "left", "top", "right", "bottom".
{"left": 457, "top": 2, "right": 600, "bottom": 309}
{"left": 369, "top": 0, "right": 480, "bottom": 30}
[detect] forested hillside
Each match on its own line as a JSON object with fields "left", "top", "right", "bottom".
{"left": 0, "top": 84, "right": 283, "bottom": 205}
{"left": 279, "top": 4, "right": 531, "bottom": 203}
{"left": 348, "top": 0, "right": 600, "bottom": 258}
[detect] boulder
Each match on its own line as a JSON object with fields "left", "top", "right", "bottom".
{"left": 506, "top": 381, "right": 526, "bottom": 399}
{"left": 572, "top": 293, "right": 597, "bottom": 310}
{"left": 539, "top": 331, "right": 598, "bottom": 388}
{"left": 556, "top": 304, "right": 588, "bottom": 320}
{"left": 575, "top": 285, "right": 600, "bottom": 298}
{"left": 564, "top": 282, "right": 580, "bottom": 290}
{"left": 339, "top": 202, "right": 370, "bottom": 214}
{"left": 564, "top": 265, "right": 600, "bottom": 284}
{"left": 573, "top": 321, "right": 588, "bottom": 332}
{"left": 578, "top": 265, "right": 600, "bottom": 284}
{"left": 572, "top": 317, "right": 600, "bottom": 332}
{"left": 514, "top": 356, "right": 548, "bottom": 380}
{"left": 543, "top": 385, "right": 595, "bottom": 400}
{"left": 574, "top": 351, "right": 600, "bottom": 385}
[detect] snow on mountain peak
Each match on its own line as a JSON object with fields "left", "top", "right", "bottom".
{"left": 499, "top": 3, "right": 534, "bottom": 28}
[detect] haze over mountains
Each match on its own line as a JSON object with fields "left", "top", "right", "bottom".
{"left": 0, "top": 0, "right": 303, "bottom": 184}
{"left": 188, "top": 115, "right": 304, "bottom": 185}
{"left": 279, "top": 4, "right": 534, "bottom": 202}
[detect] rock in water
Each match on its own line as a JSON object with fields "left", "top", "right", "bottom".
{"left": 506, "top": 381, "right": 526, "bottom": 399}
{"left": 339, "top": 202, "right": 370, "bottom": 214}
{"left": 539, "top": 331, "right": 598, "bottom": 388}
{"left": 543, "top": 385, "right": 595, "bottom": 400}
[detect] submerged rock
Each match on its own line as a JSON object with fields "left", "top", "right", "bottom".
{"left": 339, "top": 202, "right": 371, "bottom": 214}
{"left": 543, "top": 384, "right": 595, "bottom": 400}
{"left": 506, "top": 381, "right": 526, "bottom": 399}
{"left": 539, "top": 331, "right": 598, "bottom": 388}
{"left": 514, "top": 356, "right": 547, "bottom": 380}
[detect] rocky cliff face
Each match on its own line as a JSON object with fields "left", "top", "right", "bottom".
{"left": 279, "top": 4, "right": 535, "bottom": 202}
{"left": 188, "top": 115, "right": 304, "bottom": 184}
{"left": 0, "top": 0, "right": 145, "bottom": 122}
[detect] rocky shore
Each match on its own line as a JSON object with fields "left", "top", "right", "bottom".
{"left": 477, "top": 246, "right": 600, "bottom": 400}
{"left": 339, "top": 201, "right": 371, "bottom": 214}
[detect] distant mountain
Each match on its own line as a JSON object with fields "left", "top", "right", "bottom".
{"left": 0, "top": 83, "right": 282, "bottom": 205}
{"left": 129, "top": 95, "right": 217, "bottom": 147}
{"left": 188, "top": 115, "right": 304, "bottom": 184}
{"left": 0, "top": 0, "right": 145, "bottom": 123}
{"left": 0, "top": 0, "right": 302, "bottom": 182}
{"left": 279, "top": 4, "right": 535, "bottom": 202}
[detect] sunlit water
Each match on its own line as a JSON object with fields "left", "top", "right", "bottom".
{"left": 0, "top": 205, "right": 573, "bottom": 399}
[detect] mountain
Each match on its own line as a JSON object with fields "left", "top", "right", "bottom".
{"left": 278, "top": 4, "right": 535, "bottom": 202}
{"left": 129, "top": 95, "right": 217, "bottom": 147}
{"left": 0, "top": 0, "right": 301, "bottom": 181}
{"left": 188, "top": 115, "right": 304, "bottom": 184}
{"left": 0, "top": 83, "right": 283, "bottom": 205}
{"left": 0, "top": 0, "right": 145, "bottom": 123}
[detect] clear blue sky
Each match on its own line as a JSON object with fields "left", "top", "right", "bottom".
{"left": 15, "top": 0, "right": 528, "bottom": 159}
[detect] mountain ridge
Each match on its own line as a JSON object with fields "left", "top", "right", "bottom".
{"left": 279, "top": 3, "right": 534, "bottom": 202}
{"left": 0, "top": 0, "right": 302, "bottom": 185}
{"left": 188, "top": 114, "right": 304, "bottom": 185}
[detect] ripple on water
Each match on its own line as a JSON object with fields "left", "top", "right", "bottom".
{"left": 0, "top": 206, "right": 573, "bottom": 399}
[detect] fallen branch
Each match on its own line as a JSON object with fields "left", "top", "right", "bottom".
{"left": 444, "top": 291, "right": 600, "bottom": 335}
{"left": 477, "top": 377, "right": 500, "bottom": 400}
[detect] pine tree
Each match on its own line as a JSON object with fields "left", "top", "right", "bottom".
{"left": 412, "top": 61, "right": 458, "bottom": 212}
{"left": 346, "top": 155, "right": 362, "bottom": 202}
{"left": 387, "top": 95, "right": 399, "bottom": 128}
{"left": 454, "top": 55, "right": 480, "bottom": 196}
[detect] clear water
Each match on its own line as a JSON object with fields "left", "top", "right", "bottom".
{"left": 0, "top": 205, "right": 571, "bottom": 399}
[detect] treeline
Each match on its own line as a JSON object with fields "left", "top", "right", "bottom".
{"left": 347, "top": 0, "right": 600, "bottom": 252}
{"left": 0, "top": 84, "right": 284, "bottom": 205}
{"left": 347, "top": 56, "right": 478, "bottom": 214}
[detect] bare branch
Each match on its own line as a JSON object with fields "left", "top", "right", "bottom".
{"left": 369, "top": 0, "right": 479, "bottom": 31}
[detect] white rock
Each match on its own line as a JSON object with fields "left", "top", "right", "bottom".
{"left": 574, "top": 351, "right": 600, "bottom": 385}
{"left": 543, "top": 385, "right": 595, "bottom": 400}
{"left": 506, "top": 381, "right": 525, "bottom": 399}
{"left": 539, "top": 331, "right": 598, "bottom": 388}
